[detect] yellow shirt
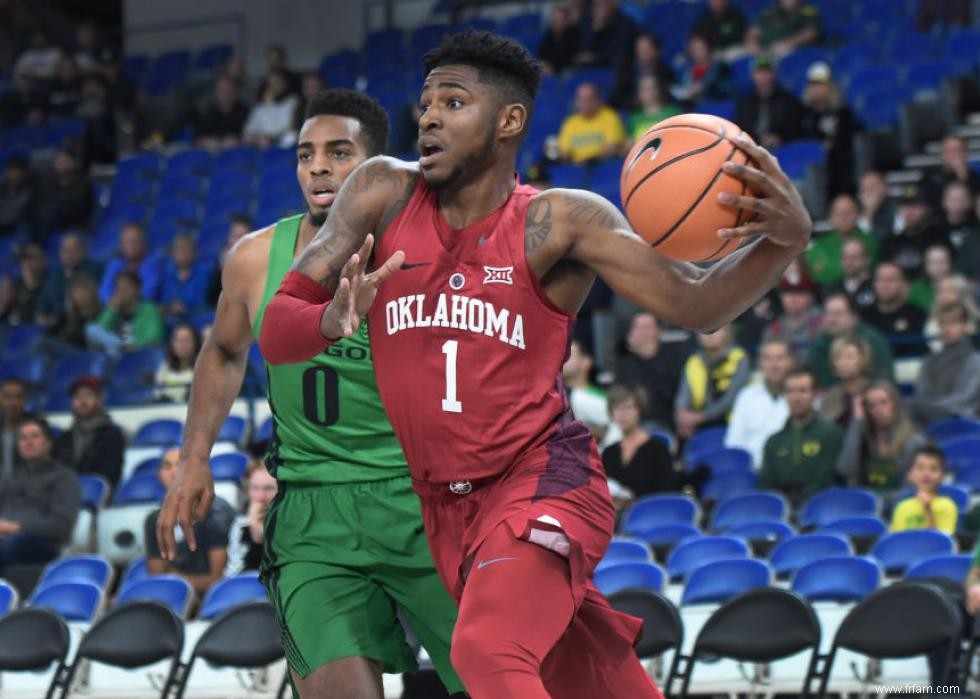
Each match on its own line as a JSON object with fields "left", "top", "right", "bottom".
{"left": 890, "top": 496, "right": 958, "bottom": 535}
{"left": 557, "top": 106, "right": 626, "bottom": 163}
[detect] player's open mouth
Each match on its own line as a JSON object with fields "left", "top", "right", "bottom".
{"left": 419, "top": 142, "right": 444, "bottom": 168}
{"left": 309, "top": 185, "right": 336, "bottom": 207}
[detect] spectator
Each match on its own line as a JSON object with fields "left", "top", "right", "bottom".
{"left": 725, "top": 338, "right": 793, "bottom": 467}
{"left": 908, "top": 244, "right": 954, "bottom": 312}
{"left": 880, "top": 186, "right": 948, "bottom": 279}
{"left": 5, "top": 242, "right": 46, "bottom": 326}
{"left": 692, "top": 0, "right": 747, "bottom": 60}
{"left": 155, "top": 323, "right": 201, "bottom": 403}
{"left": 46, "top": 55, "right": 82, "bottom": 117}
{"left": 627, "top": 75, "right": 681, "bottom": 141}
{"left": 0, "top": 155, "right": 35, "bottom": 235}
{"left": 562, "top": 339, "right": 612, "bottom": 443}
{"left": 73, "top": 22, "right": 104, "bottom": 75}
{"left": 557, "top": 82, "right": 626, "bottom": 163}
{"left": 77, "top": 74, "right": 117, "bottom": 164}
{"left": 615, "top": 312, "right": 684, "bottom": 434}
{"left": 99, "top": 223, "right": 164, "bottom": 303}
{"left": 0, "top": 378, "right": 31, "bottom": 479}
{"left": 923, "top": 275, "right": 978, "bottom": 353}
{"left": 601, "top": 385, "right": 684, "bottom": 506}
{"left": 161, "top": 234, "right": 210, "bottom": 320}
{"left": 91, "top": 271, "right": 165, "bottom": 358}
{"left": 42, "top": 275, "right": 103, "bottom": 355}
{"left": 13, "top": 31, "right": 63, "bottom": 81}
{"left": 206, "top": 214, "right": 252, "bottom": 306}
{"left": 734, "top": 54, "right": 804, "bottom": 149}
{"left": 746, "top": 0, "right": 822, "bottom": 59}
{"left": 805, "top": 292, "right": 894, "bottom": 386}
{"left": 762, "top": 266, "right": 823, "bottom": 361}
{"left": 36, "top": 232, "right": 102, "bottom": 326}
{"left": 890, "top": 447, "right": 956, "bottom": 535}
{"left": 674, "top": 325, "right": 751, "bottom": 439}
{"left": 829, "top": 237, "right": 877, "bottom": 313}
{"left": 863, "top": 261, "right": 928, "bottom": 357}
{"left": 144, "top": 447, "right": 233, "bottom": 595}
{"left": 917, "top": 0, "right": 970, "bottom": 34}
{"left": 908, "top": 302, "right": 980, "bottom": 425}
{"left": 818, "top": 335, "right": 872, "bottom": 428}
{"left": 574, "top": 0, "right": 639, "bottom": 70}
{"left": 193, "top": 75, "right": 249, "bottom": 150}
{"left": 293, "top": 71, "right": 327, "bottom": 132}
{"left": 0, "top": 71, "right": 46, "bottom": 128}
{"left": 735, "top": 292, "right": 779, "bottom": 353}
{"left": 35, "top": 148, "right": 92, "bottom": 239}
{"left": 837, "top": 380, "right": 929, "bottom": 490}
{"left": 800, "top": 62, "right": 859, "bottom": 199}
{"left": 807, "top": 195, "right": 879, "bottom": 290}
{"left": 922, "top": 135, "right": 980, "bottom": 210}
{"left": 941, "top": 181, "right": 980, "bottom": 281}
{"left": 858, "top": 169, "right": 898, "bottom": 241}
{"left": 255, "top": 44, "right": 301, "bottom": 99}
{"left": 538, "top": 4, "right": 580, "bottom": 76}
{"left": 225, "top": 460, "right": 278, "bottom": 577}
{"left": 0, "top": 417, "right": 80, "bottom": 574}
{"left": 612, "top": 33, "right": 675, "bottom": 110}
{"left": 759, "top": 368, "right": 843, "bottom": 506}
{"left": 672, "top": 33, "right": 731, "bottom": 104}
{"left": 243, "top": 68, "right": 300, "bottom": 148}
{"left": 95, "top": 47, "right": 135, "bottom": 113}
{"left": 52, "top": 377, "right": 125, "bottom": 488}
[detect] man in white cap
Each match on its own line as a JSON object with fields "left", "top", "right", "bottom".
{"left": 801, "top": 60, "right": 858, "bottom": 198}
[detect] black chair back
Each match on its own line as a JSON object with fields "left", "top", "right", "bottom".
{"left": 608, "top": 588, "right": 683, "bottom": 695}
{"left": 0, "top": 608, "right": 70, "bottom": 699}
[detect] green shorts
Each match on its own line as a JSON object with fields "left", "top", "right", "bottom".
{"left": 260, "top": 475, "right": 463, "bottom": 693}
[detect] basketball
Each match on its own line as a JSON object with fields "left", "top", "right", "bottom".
{"left": 620, "top": 113, "right": 760, "bottom": 263}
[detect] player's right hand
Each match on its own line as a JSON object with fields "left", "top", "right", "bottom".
{"left": 156, "top": 456, "right": 215, "bottom": 559}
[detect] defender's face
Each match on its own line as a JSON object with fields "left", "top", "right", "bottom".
{"left": 418, "top": 64, "right": 498, "bottom": 190}
{"left": 297, "top": 115, "right": 369, "bottom": 226}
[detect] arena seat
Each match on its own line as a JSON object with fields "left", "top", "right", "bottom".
{"left": 683, "top": 427, "right": 727, "bottom": 462}
{"left": 622, "top": 494, "right": 699, "bottom": 534}
{"left": 769, "top": 533, "right": 852, "bottom": 579}
{"left": 0, "top": 608, "right": 70, "bottom": 698}
{"left": 78, "top": 475, "right": 109, "bottom": 511}
{"left": 113, "top": 475, "right": 166, "bottom": 505}
{"left": 0, "top": 355, "right": 45, "bottom": 386}
{"left": 871, "top": 530, "right": 955, "bottom": 575}
{"left": 819, "top": 515, "right": 888, "bottom": 541}
{"left": 597, "top": 539, "right": 653, "bottom": 570}
{"left": 547, "top": 163, "right": 588, "bottom": 189}
{"left": 701, "top": 470, "right": 758, "bottom": 501}
{"left": 726, "top": 521, "right": 795, "bottom": 552}
{"left": 47, "top": 352, "right": 108, "bottom": 395}
{"left": 254, "top": 416, "right": 274, "bottom": 444}
{"left": 117, "top": 575, "right": 194, "bottom": 619}
{"left": 38, "top": 555, "right": 113, "bottom": 591}
{"left": 606, "top": 589, "right": 682, "bottom": 685}
{"left": 30, "top": 580, "right": 103, "bottom": 622}
{"left": 943, "top": 436, "right": 980, "bottom": 471}
{"left": 630, "top": 523, "right": 702, "bottom": 549}
{"left": 928, "top": 417, "right": 980, "bottom": 444}
{"left": 791, "top": 555, "right": 881, "bottom": 602}
{"left": 97, "top": 504, "right": 159, "bottom": 564}
{"left": 772, "top": 140, "right": 825, "bottom": 182}
{"left": 680, "top": 558, "right": 773, "bottom": 606}
{"left": 216, "top": 415, "right": 248, "bottom": 446}
{"left": 132, "top": 418, "right": 183, "bottom": 447}
{"left": 905, "top": 554, "right": 972, "bottom": 585}
{"left": 119, "top": 556, "right": 149, "bottom": 594}
{"left": 0, "top": 579, "right": 18, "bottom": 613}
{"left": 666, "top": 536, "right": 750, "bottom": 582}
{"left": 1, "top": 323, "right": 44, "bottom": 357}
{"left": 954, "top": 462, "right": 980, "bottom": 491}
{"left": 594, "top": 561, "right": 665, "bottom": 596}
{"left": 210, "top": 452, "right": 248, "bottom": 481}
{"left": 689, "top": 447, "right": 753, "bottom": 475}
{"left": 710, "top": 492, "right": 788, "bottom": 532}
{"left": 110, "top": 346, "right": 165, "bottom": 394}
{"left": 800, "top": 488, "right": 878, "bottom": 529}
{"left": 199, "top": 575, "right": 269, "bottom": 620}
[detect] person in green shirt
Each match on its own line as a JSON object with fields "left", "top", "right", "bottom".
{"left": 760, "top": 367, "right": 843, "bottom": 507}
{"left": 908, "top": 244, "right": 953, "bottom": 312}
{"left": 747, "top": 0, "right": 821, "bottom": 58}
{"left": 806, "top": 194, "right": 879, "bottom": 289}
{"left": 90, "top": 270, "right": 164, "bottom": 357}
{"left": 805, "top": 292, "right": 894, "bottom": 387}
{"left": 627, "top": 75, "right": 681, "bottom": 142}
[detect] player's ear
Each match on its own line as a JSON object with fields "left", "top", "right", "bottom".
{"left": 498, "top": 102, "right": 527, "bottom": 141}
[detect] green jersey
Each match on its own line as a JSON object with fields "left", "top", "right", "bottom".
{"left": 254, "top": 215, "right": 409, "bottom": 483}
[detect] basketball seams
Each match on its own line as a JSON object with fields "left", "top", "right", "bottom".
{"left": 700, "top": 151, "right": 752, "bottom": 262}
{"left": 623, "top": 132, "right": 726, "bottom": 208}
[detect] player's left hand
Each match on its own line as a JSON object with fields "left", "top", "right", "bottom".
{"left": 320, "top": 234, "right": 405, "bottom": 340}
{"left": 715, "top": 137, "right": 812, "bottom": 252}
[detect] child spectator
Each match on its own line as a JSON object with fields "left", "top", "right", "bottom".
{"left": 890, "top": 446, "right": 956, "bottom": 535}
{"left": 225, "top": 460, "right": 278, "bottom": 577}
{"left": 155, "top": 323, "right": 201, "bottom": 403}
{"left": 674, "top": 325, "right": 751, "bottom": 439}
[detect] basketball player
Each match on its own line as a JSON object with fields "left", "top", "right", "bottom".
{"left": 261, "top": 32, "right": 812, "bottom": 698}
{"left": 154, "top": 90, "right": 463, "bottom": 699}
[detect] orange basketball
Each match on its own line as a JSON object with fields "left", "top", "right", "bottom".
{"left": 620, "top": 113, "right": 759, "bottom": 263}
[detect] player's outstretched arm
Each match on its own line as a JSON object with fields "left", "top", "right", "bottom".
{"left": 259, "top": 156, "right": 413, "bottom": 364}
{"left": 554, "top": 139, "right": 811, "bottom": 332}
{"left": 156, "top": 237, "right": 261, "bottom": 559}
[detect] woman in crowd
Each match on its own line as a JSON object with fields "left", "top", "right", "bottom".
{"left": 627, "top": 74, "right": 681, "bottom": 142}
{"left": 155, "top": 322, "right": 201, "bottom": 403}
{"left": 819, "top": 334, "right": 873, "bottom": 428}
{"left": 225, "top": 459, "right": 278, "bottom": 577}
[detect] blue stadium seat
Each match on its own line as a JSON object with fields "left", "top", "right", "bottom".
{"left": 904, "top": 59, "right": 954, "bottom": 95}
{"left": 193, "top": 43, "right": 233, "bottom": 72}
{"left": 594, "top": 561, "right": 665, "bottom": 596}
{"left": 846, "top": 66, "right": 900, "bottom": 104}
{"left": 702, "top": 470, "right": 758, "bottom": 501}
{"left": 2, "top": 323, "right": 44, "bottom": 357}
{"left": 565, "top": 68, "right": 616, "bottom": 100}
{"left": 769, "top": 533, "right": 852, "bottom": 578}
{"left": 105, "top": 387, "right": 157, "bottom": 407}
{"left": 857, "top": 86, "right": 914, "bottom": 129}
{"left": 711, "top": 492, "right": 788, "bottom": 531}
{"left": 689, "top": 447, "right": 753, "bottom": 475}
{"left": 110, "top": 347, "right": 165, "bottom": 393}
{"left": 631, "top": 524, "right": 702, "bottom": 548}
{"left": 116, "top": 152, "right": 163, "bottom": 181}
{"left": 165, "top": 148, "right": 211, "bottom": 176}
{"left": 254, "top": 416, "right": 274, "bottom": 444}
{"left": 885, "top": 33, "right": 941, "bottom": 65}
{"left": 622, "top": 494, "right": 699, "bottom": 534}
{"left": 43, "top": 392, "right": 73, "bottom": 413}
{"left": 410, "top": 23, "right": 451, "bottom": 57}
{"left": 681, "top": 558, "right": 772, "bottom": 606}
{"left": 116, "top": 575, "right": 193, "bottom": 618}
{"left": 773, "top": 140, "right": 825, "bottom": 181}
{"left": 666, "top": 535, "right": 750, "bottom": 582}
{"left": 0, "top": 579, "right": 16, "bottom": 613}
{"left": 727, "top": 521, "right": 795, "bottom": 543}
{"left": 906, "top": 554, "right": 972, "bottom": 585}
{"left": 119, "top": 556, "right": 149, "bottom": 593}
{"left": 217, "top": 415, "right": 247, "bottom": 445}
{"left": 820, "top": 515, "right": 888, "bottom": 539}
{"left": 548, "top": 163, "right": 589, "bottom": 189}
{"left": 500, "top": 13, "right": 542, "bottom": 47}
{"left": 79, "top": 475, "right": 109, "bottom": 510}
{"left": 929, "top": 418, "right": 980, "bottom": 445}
{"left": 132, "top": 418, "right": 183, "bottom": 447}
{"left": 684, "top": 427, "right": 728, "bottom": 462}
{"left": 831, "top": 42, "right": 880, "bottom": 83}
{"left": 199, "top": 575, "right": 269, "bottom": 620}
{"left": 778, "top": 47, "right": 830, "bottom": 94}
{"left": 48, "top": 352, "right": 108, "bottom": 395}
{"left": 944, "top": 30, "right": 980, "bottom": 74}
{"left": 954, "top": 462, "right": 980, "bottom": 491}
{"left": 213, "top": 146, "right": 260, "bottom": 174}
{"left": 132, "top": 456, "right": 162, "bottom": 479}
{"left": 894, "top": 484, "right": 970, "bottom": 513}
{"left": 944, "top": 437, "right": 980, "bottom": 472}
{"left": 0, "top": 355, "right": 46, "bottom": 385}
{"left": 42, "top": 117, "right": 86, "bottom": 148}
{"left": 598, "top": 539, "right": 652, "bottom": 570}
{"left": 791, "top": 556, "right": 881, "bottom": 602}
{"left": 696, "top": 100, "right": 735, "bottom": 121}
{"left": 153, "top": 197, "right": 200, "bottom": 224}
{"left": 800, "top": 488, "right": 878, "bottom": 528}
{"left": 320, "top": 50, "right": 360, "bottom": 87}
{"left": 39, "top": 555, "right": 112, "bottom": 590}
{"left": 30, "top": 580, "right": 102, "bottom": 621}
{"left": 113, "top": 475, "right": 166, "bottom": 505}
{"left": 872, "top": 530, "right": 955, "bottom": 575}
{"left": 210, "top": 452, "right": 248, "bottom": 481}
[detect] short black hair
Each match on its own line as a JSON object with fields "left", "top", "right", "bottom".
{"left": 784, "top": 367, "right": 817, "bottom": 390}
{"left": 20, "top": 415, "right": 53, "bottom": 443}
{"left": 422, "top": 30, "right": 543, "bottom": 135}
{"left": 914, "top": 445, "right": 947, "bottom": 470}
{"left": 824, "top": 291, "right": 859, "bottom": 316}
{"left": 303, "top": 88, "right": 389, "bottom": 157}
{"left": 229, "top": 213, "right": 253, "bottom": 228}
{"left": 116, "top": 270, "right": 142, "bottom": 289}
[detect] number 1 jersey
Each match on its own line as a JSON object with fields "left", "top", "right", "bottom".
{"left": 369, "top": 178, "right": 585, "bottom": 483}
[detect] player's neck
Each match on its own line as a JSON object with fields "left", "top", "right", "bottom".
{"left": 436, "top": 161, "right": 515, "bottom": 230}
{"left": 297, "top": 214, "right": 321, "bottom": 251}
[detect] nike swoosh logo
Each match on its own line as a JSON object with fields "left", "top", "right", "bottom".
{"left": 400, "top": 261, "right": 432, "bottom": 269}
{"left": 476, "top": 557, "right": 520, "bottom": 570}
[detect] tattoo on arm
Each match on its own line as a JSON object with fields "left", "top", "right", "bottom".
{"left": 525, "top": 197, "right": 553, "bottom": 253}
{"left": 563, "top": 192, "right": 627, "bottom": 230}
{"left": 345, "top": 159, "right": 404, "bottom": 195}
{"left": 378, "top": 173, "right": 419, "bottom": 236}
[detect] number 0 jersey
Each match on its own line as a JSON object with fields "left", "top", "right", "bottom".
{"left": 368, "top": 178, "right": 585, "bottom": 483}
{"left": 255, "top": 215, "right": 409, "bottom": 483}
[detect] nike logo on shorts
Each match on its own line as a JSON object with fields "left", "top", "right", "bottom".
{"left": 476, "top": 557, "right": 520, "bottom": 570}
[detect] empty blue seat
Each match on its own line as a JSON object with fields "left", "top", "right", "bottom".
{"left": 213, "top": 146, "right": 260, "bottom": 174}
{"left": 791, "top": 556, "right": 880, "bottom": 602}
{"left": 106, "top": 386, "right": 157, "bottom": 407}
{"left": 39, "top": 555, "right": 112, "bottom": 590}
{"left": 500, "top": 13, "right": 542, "bottom": 46}
{"left": 701, "top": 470, "right": 758, "bottom": 501}
{"left": 79, "top": 475, "right": 109, "bottom": 510}
{"left": 727, "top": 520, "right": 795, "bottom": 542}
{"left": 2, "top": 323, "right": 44, "bottom": 357}
{"left": 110, "top": 347, "right": 165, "bottom": 392}
{"left": 31, "top": 580, "right": 102, "bottom": 621}
{"left": 846, "top": 66, "right": 900, "bottom": 103}
{"left": 858, "top": 86, "right": 914, "bottom": 129}
{"left": 711, "top": 492, "right": 788, "bottom": 531}
{"left": 48, "top": 352, "right": 108, "bottom": 394}
{"left": 684, "top": 426, "right": 727, "bottom": 461}
{"left": 689, "top": 447, "right": 753, "bottom": 475}
{"left": 906, "top": 554, "right": 972, "bottom": 584}
{"left": 132, "top": 456, "right": 162, "bottom": 479}
{"left": 800, "top": 488, "right": 878, "bottom": 528}
{"left": 165, "top": 148, "right": 211, "bottom": 176}
{"left": 944, "top": 30, "right": 980, "bottom": 74}
{"left": 217, "top": 415, "right": 247, "bottom": 445}
{"left": 116, "top": 152, "right": 163, "bottom": 181}
{"left": 770, "top": 533, "right": 852, "bottom": 578}
{"left": 667, "top": 535, "right": 750, "bottom": 582}
{"left": 119, "top": 556, "right": 149, "bottom": 593}
{"left": 113, "top": 475, "right": 166, "bottom": 505}
{"left": 871, "top": 530, "right": 955, "bottom": 575}
{"left": 885, "top": 33, "right": 940, "bottom": 64}
{"left": 0, "top": 355, "right": 45, "bottom": 385}
{"left": 944, "top": 437, "right": 980, "bottom": 471}
{"left": 929, "top": 418, "right": 980, "bottom": 445}
{"left": 210, "top": 452, "right": 248, "bottom": 481}
{"left": 820, "top": 515, "right": 888, "bottom": 539}
{"left": 598, "top": 539, "right": 652, "bottom": 570}
{"left": 0, "top": 579, "right": 16, "bottom": 613}
{"left": 199, "top": 575, "right": 269, "bottom": 620}
{"left": 773, "top": 140, "right": 825, "bottom": 181}
{"left": 547, "top": 163, "right": 588, "bottom": 189}
{"left": 955, "top": 462, "right": 980, "bottom": 491}
{"left": 132, "top": 418, "right": 183, "bottom": 447}
{"left": 254, "top": 416, "right": 274, "bottom": 444}
{"left": 832, "top": 42, "right": 879, "bottom": 82}
{"left": 631, "top": 524, "right": 702, "bottom": 548}
{"left": 622, "top": 494, "right": 699, "bottom": 534}
{"left": 565, "top": 68, "right": 615, "bottom": 100}
{"left": 117, "top": 575, "right": 192, "bottom": 618}
{"left": 905, "top": 59, "right": 954, "bottom": 94}
{"left": 594, "top": 562, "right": 665, "bottom": 596}
{"left": 193, "top": 43, "right": 233, "bottom": 72}
{"left": 681, "top": 558, "right": 772, "bottom": 606}
{"left": 696, "top": 100, "right": 735, "bottom": 121}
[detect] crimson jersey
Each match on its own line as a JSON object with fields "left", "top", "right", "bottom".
{"left": 369, "top": 177, "right": 583, "bottom": 483}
